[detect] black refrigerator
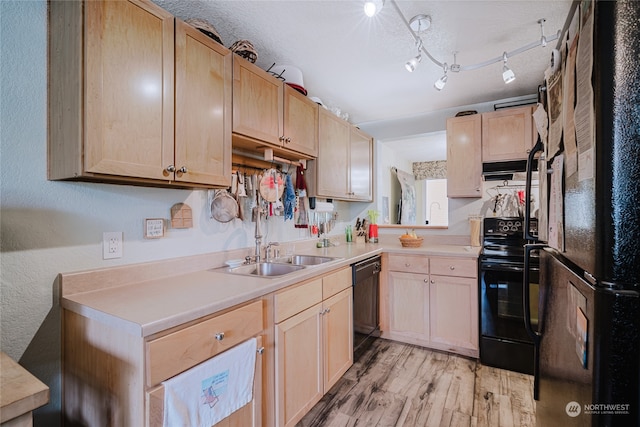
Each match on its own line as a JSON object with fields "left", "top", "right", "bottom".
{"left": 523, "top": 1, "right": 640, "bottom": 426}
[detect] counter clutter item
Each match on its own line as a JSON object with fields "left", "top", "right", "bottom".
{"left": 399, "top": 230, "right": 424, "bottom": 247}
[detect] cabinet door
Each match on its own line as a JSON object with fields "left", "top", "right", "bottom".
{"left": 275, "top": 303, "right": 323, "bottom": 427}
{"left": 349, "top": 127, "right": 373, "bottom": 201}
{"left": 481, "top": 106, "right": 535, "bottom": 162}
{"left": 84, "top": 0, "right": 174, "bottom": 180}
{"left": 322, "top": 287, "right": 353, "bottom": 391}
{"left": 429, "top": 275, "right": 478, "bottom": 357}
{"left": 387, "top": 271, "right": 430, "bottom": 345}
{"left": 174, "top": 19, "right": 232, "bottom": 186}
{"left": 283, "top": 85, "right": 318, "bottom": 157}
{"left": 232, "top": 57, "right": 283, "bottom": 146}
{"left": 446, "top": 114, "right": 482, "bottom": 198}
{"left": 316, "top": 108, "right": 350, "bottom": 198}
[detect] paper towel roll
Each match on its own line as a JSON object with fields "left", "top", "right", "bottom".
{"left": 313, "top": 202, "right": 334, "bottom": 212}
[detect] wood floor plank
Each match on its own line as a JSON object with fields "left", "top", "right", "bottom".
{"left": 296, "top": 339, "right": 536, "bottom": 427}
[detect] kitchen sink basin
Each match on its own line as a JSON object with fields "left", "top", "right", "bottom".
{"left": 224, "top": 262, "right": 306, "bottom": 277}
{"left": 273, "top": 255, "right": 341, "bottom": 266}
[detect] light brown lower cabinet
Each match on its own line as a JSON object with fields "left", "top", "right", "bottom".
{"left": 146, "top": 335, "right": 263, "bottom": 427}
{"left": 63, "top": 299, "right": 265, "bottom": 426}
{"left": 274, "top": 268, "right": 353, "bottom": 427}
{"left": 381, "top": 253, "right": 479, "bottom": 358}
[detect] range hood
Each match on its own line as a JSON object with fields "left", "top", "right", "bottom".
{"left": 482, "top": 160, "right": 536, "bottom": 181}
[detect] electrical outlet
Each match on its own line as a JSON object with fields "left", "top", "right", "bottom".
{"left": 103, "top": 231, "right": 123, "bottom": 259}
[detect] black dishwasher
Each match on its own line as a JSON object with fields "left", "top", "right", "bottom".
{"left": 352, "top": 255, "right": 381, "bottom": 354}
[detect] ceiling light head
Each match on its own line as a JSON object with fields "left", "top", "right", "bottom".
{"left": 364, "top": 0, "right": 384, "bottom": 17}
{"left": 434, "top": 63, "right": 448, "bottom": 91}
{"left": 502, "top": 65, "right": 516, "bottom": 84}
{"left": 409, "top": 14, "right": 431, "bottom": 32}
{"left": 501, "top": 52, "right": 515, "bottom": 84}
{"left": 405, "top": 54, "right": 422, "bottom": 72}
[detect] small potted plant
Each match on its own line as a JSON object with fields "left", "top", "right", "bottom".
{"left": 367, "top": 209, "right": 380, "bottom": 243}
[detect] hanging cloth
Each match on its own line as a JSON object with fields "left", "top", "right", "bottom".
{"left": 294, "top": 165, "right": 309, "bottom": 228}
{"left": 283, "top": 174, "right": 296, "bottom": 220}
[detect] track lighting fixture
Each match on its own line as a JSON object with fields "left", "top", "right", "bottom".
{"left": 364, "top": 0, "right": 384, "bottom": 17}
{"left": 405, "top": 40, "right": 423, "bottom": 72}
{"left": 502, "top": 52, "right": 516, "bottom": 84}
{"left": 538, "top": 18, "right": 548, "bottom": 47}
{"left": 434, "top": 63, "right": 448, "bottom": 91}
{"left": 366, "top": 0, "right": 560, "bottom": 91}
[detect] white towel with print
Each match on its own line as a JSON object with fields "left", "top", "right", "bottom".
{"left": 162, "top": 337, "right": 257, "bottom": 427}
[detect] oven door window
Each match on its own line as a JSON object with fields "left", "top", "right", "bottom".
{"left": 480, "top": 263, "right": 539, "bottom": 344}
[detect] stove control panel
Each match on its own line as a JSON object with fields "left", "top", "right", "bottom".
{"left": 483, "top": 217, "right": 537, "bottom": 237}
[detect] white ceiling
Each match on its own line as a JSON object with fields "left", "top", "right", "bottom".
{"left": 154, "top": 0, "right": 572, "bottom": 158}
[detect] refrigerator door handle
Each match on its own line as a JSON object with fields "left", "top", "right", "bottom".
{"left": 524, "top": 243, "right": 546, "bottom": 400}
{"left": 525, "top": 138, "right": 544, "bottom": 241}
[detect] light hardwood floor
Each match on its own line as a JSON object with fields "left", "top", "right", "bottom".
{"left": 297, "top": 338, "right": 535, "bottom": 427}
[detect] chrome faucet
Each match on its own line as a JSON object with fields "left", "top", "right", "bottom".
{"left": 264, "top": 242, "right": 280, "bottom": 262}
{"left": 253, "top": 205, "right": 263, "bottom": 263}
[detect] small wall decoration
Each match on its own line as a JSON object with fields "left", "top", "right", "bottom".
{"left": 144, "top": 218, "right": 165, "bottom": 239}
{"left": 171, "top": 203, "right": 193, "bottom": 229}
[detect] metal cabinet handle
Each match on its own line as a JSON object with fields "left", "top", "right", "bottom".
{"left": 325, "top": 308, "right": 331, "bottom": 313}
{"left": 449, "top": 265, "right": 455, "bottom": 270}
{"left": 423, "top": 278, "right": 429, "bottom": 283}
{"left": 166, "top": 165, "right": 176, "bottom": 172}
{"left": 279, "top": 136, "right": 286, "bottom": 142}
{"left": 285, "top": 137, "right": 291, "bottom": 143}
{"left": 178, "top": 166, "right": 188, "bottom": 174}
{"left": 214, "top": 332, "right": 225, "bottom": 341}
{"left": 405, "top": 263, "right": 411, "bottom": 267}
{"left": 257, "top": 346, "right": 265, "bottom": 355}
{"left": 431, "top": 279, "right": 435, "bottom": 284}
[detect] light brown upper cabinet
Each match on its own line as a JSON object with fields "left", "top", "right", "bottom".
{"left": 174, "top": 19, "right": 232, "bottom": 187}
{"left": 311, "top": 109, "right": 373, "bottom": 202}
{"left": 446, "top": 114, "right": 482, "bottom": 198}
{"left": 481, "top": 105, "right": 536, "bottom": 162}
{"left": 48, "top": 0, "right": 232, "bottom": 188}
{"left": 232, "top": 57, "right": 318, "bottom": 159}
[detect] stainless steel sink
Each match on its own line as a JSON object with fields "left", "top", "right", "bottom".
{"left": 224, "top": 262, "right": 306, "bottom": 277}
{"left": 273, "top": 255, "right": 340, "bottom": 266}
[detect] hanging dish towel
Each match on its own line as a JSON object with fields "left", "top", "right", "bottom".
{"left": 294, "top": 165, "right": 309, "bottom": 228}
{"left": 283, "top": 174, "right": 296, "bottom": 220}
{"left": 162, "top": 338, "right": 257, "bottom": 427}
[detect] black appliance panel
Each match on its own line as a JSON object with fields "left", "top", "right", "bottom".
{"left": 352, "top": 256, "right": 381, "bottom": 353}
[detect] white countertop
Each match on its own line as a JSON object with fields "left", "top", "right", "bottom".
{"left": 61, "top": 241, "right": 480, "bottom": 338}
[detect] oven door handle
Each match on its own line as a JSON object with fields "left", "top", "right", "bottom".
{"left": 481, "top": 263, "right": 539, "bottom": 273}
{"left": 524, "top": 243, "right": 546, "bottom": 400}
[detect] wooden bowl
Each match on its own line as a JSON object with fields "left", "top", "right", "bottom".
{"left": 399, "top": 236, "right": 424, "bottom": 248}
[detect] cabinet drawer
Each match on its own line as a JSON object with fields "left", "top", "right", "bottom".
{"left": 146, "top": 300, "right": 263, "bottom": 386}
{"left": 322, "top": 267, "right": 352, "bottom": 299}
{"left": 430, "top": 257, "right": 477, "bottom": 278}
{"left": 274, "top": 278, "right": 323, "bottom": 323}
{"left": 387, "top": 254, "right": 429, "bottom": 274}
